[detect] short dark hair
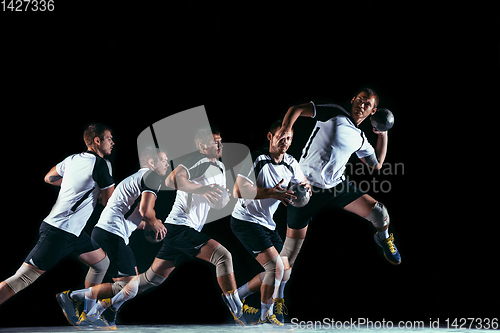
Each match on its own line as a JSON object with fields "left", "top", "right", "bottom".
{"left": 354, "top": 87, "right": 379, "bottom": 108}
{"left": 83, "top": 123, "right": 111, "bottom": 148}
{"left": 194, "top": 125, "right": 221, "bottom": 150}
{"left": 139, "top": 146, "right": 162, "bottom": 167}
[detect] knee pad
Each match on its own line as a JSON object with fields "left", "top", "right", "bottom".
{"left": 5, "top": 264, "right": 42, "bottom": 294}
{"left": 365, "top": 202, "right": 390, "bottom": 229}
{"left": 280, "top": 237, "right": 304, "bottom": 268}
{"left": 111, "top": 279, "right": 130, "bottom": 296}
{"left": 210, "top": 244, "right": 233, "bottom": 277}
{"left": 262, "top": 255, "right": 284, "bottom": 287}
{"left": 85, "top": 255, "right": 110, "bottom": 285}
{"left": 138, "top": 267, "right": 166, "bottom": 292}
{"left": 122, "top": 278, "right": 139, "bottom": 299}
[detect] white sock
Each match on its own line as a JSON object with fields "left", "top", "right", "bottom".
{"left": 70, "top": 287, "right": 91, "bottom": 302}
{"left": 260, "top": 301, "right": 274, "bottom": 321}
{"left": 225, "top": 291, "right": 242, "bottom": 317}
{"left": 378, "top": 230, "right": 389, "bottom": 240}
{"left": 277, "top": 279, "right": 288, "bottom": 299}
{"left": 237, "top": 282, "right": 254, "bottom": 300}
{"left": 83, "top": 288, "right": 96, "bottom": 313}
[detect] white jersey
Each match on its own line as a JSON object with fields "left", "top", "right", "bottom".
{"left": 165, "top": 152, "right": 226, "bottom": 232}
{"left": 232, "top": 148, "right": 305, "bottom": 230}
{"left": 96, "top": 168, "right": 162, "bottom": 245}
{"left": 44, "top": 151, "right": 114, "bottom": 237}
{"left": 299, "top": 102, "right": 375, "bottom": 189}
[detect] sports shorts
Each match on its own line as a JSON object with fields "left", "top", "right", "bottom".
{"left": 91, "top": 227, "right": 137, "bottom": 277}
{"left": 287, "top": 180, "right": 365, "bottom": 230}
{"left": 230, "top": 217, "right": 283, "bottom": 258}
{"left": 25, "top": 221, "right": 101, "bottom": 271}
{"left": 155, "top": 224, "right": 211, "bottom": 266}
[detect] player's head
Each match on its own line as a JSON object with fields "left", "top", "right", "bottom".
{"left": 195, "top": 126, "right": 223, "bottom": 159}
{"left": 268, "top": 120, "right": 293, "bottom": 154}
{"left": 84, "top": 123, "right": 114, "bottom": 157}
{"left": 140, "top": 146, "right": 169, "bottom": 176}
{"left": 350, "top": 88, "right": 379, "bottom": 125}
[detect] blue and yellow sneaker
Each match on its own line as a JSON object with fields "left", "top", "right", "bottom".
{"left": 55, "top": 290, "right": 81, "bottom": 327}
{"left": 273, "top": 298, "right": 287, "bottom": 324}
{"left": 77, "top": 311, "right": 112, "bottom": 330}
{"left": 221, "top": 292, "right": 246, "bottom": 326}
{"left": 257, "top": 308, "right": 284, "bottom": 326}
{"left": 374, "top": 232, "right": 401, "bottom": 265}
{"left": 241, "top": 299, "right": 260, "bottom": 325}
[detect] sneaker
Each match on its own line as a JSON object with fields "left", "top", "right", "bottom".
{"left": 102, "top": 306, "right": 118, "bottom": 331}
{"left": 273, "top": 298, "right": 288, "bottom": 324}
{"left": 55, "top": 290, "right": 81, "bottom": 327}
{"left": 257, "top": 308, "right": 284, "bottom": 326}
{"left": 77, "top": 311, "right": 112, "bottom": 330}
{"left": 241, "top": 299, "right": 260, "bottom": 325}
{"left": 221, "top": 292, "right": 246, "bottom": 326}
{"left": 374, "top": 232, "right": 401, "bottom": 265}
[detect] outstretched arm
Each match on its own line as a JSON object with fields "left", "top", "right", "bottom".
{"left": 233, "top": 176, "right": 296, "bottom": 206}
{"left": 165, "top": 165, "right": 223, "bottom": 205}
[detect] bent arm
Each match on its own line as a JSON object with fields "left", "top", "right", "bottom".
{"left": 361, "top": 131, "right": 388, "bottom": 170}
{"left": 139, "top": 191, "right": 160, "bottom": 227}
{"left": 44, "top": 166, "right": 63, "bottom": 186}
{"left": 165, "top": 166, "right": 203, "bottom": 193}
{"left": 278, "top": 103, "right": 315, "bottom": 138}
{"left": 233, "top": 176, "right": 295, "bottom": 203}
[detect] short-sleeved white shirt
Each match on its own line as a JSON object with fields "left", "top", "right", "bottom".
{"left": 44, "top": 151, "right": 114, "bottom": 236}
{"left": 232, "top": 148, "right": 305, "bottom": 230}
{"left": 299, "top": 102, "right": 375, "bottom": 189}
{"left": 96, "top": 168, "right": 162, "bottom": 245}
{"left": 165, "top": 152, "right": 226, "bottom": 232}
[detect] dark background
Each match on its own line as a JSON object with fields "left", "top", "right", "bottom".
{"left": 1, "top": 1, "right": 498, "bottom": 328}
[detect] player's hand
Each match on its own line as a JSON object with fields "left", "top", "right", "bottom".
{"left": 151, "top": 219, "right": 167, "bottom": 241}
{"left": 275, "top": 126, "right": 293, "bottom": 142}
{"left": 199, "top": 184, "right": 223, "bottom": 205}
{"left": 299, "top": 180, "right": 312, "bottom": 197}
{"left": 372, "top": 127, "right": 387, "bottom": 136}
{"left": 272, "top": 179, "right": 296, "bottom": 206}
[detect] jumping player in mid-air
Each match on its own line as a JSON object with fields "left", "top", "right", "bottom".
{"left": 0, "top": 124, "right": 115, "bottom": 307}
{"left": 231, "top": 121, "right": 310, "bottom": 326}
{"left": 275, "top": 89, "right": 401, "bottom": 288}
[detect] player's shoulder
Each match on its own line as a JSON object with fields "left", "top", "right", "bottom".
{"left": 313, "top": 101, "right": 351, "bottom": 121}
{"left": 251, "top": 147, "right": 271, "bottom": 162}
{"left": 283, "top": 152, "right": 299, "bottom": 165}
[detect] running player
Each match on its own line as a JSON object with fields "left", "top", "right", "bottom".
{"left": 56, "top": 147, "right": 169, "bottom": 329}
{"left": 81, "top": 127, "right": 257, "bottom": 326}
{"left": 231, "top": 121, "right": 310, "bottom": 326}
{"left": 275, "top": 89, "right": 401, "bottom": 290}
{"left": 0, "top": 124, "right": 115, "bottom": 306}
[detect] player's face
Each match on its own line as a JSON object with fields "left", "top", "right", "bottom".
{"left": 204, "top": 134, "right": 223, "bottom": 159}
{"left": 350, "top": 91, "right": 377, "bottom": 124}
{"left": 154, "top": 151, "right": 170, "bottom": 176}
{"left": 270, "top": 130, "right": 292, "bottom": 154}
{"left": 99, "top": 130, "right": 115, "bottom": 156}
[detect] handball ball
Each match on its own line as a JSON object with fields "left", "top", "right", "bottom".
{"left": 370, "top": 108, "right": 394, "bottom": 131}
{"left": 288, "top": 183, "right": 310, "bottom": 208}
{"left": 208, "top": 185, "right": 230, "bottom": 210}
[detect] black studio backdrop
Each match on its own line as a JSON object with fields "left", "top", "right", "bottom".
{"left": 1, "top": 2, "right": 497, "bottom": 328}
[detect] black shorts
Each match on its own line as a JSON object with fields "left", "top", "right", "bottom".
{"left": 230, "top": 217, "right": 283, "bottom": 258}
{"left": 25, "top": 222, "right": 101, "bottom": 271}
{"left": 155, "top": 224, "right": 211, "bottom": 266}
{"left": 287, "top": 180, "right": 365, "bottom": 230}
{"left": 92, "top": 227, "right": 137, "bottom": 277}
